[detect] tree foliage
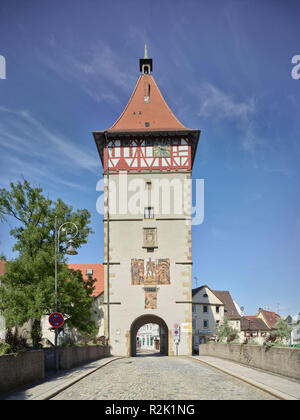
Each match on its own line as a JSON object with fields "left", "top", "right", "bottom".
{"left": 216, "top": 316, "right": 238, "bottom": 343}
{"left": 0, "top": 179, "right": 97, "bottom": 339}
{"left": 274, "top": 318, "right": 292, "bottom": 342}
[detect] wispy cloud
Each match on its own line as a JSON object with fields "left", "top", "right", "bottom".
{"left": 0, "top": 107, "right": 97, "bottom": 190}
{"left": 39, "top": 38, "right": 136, "bottom": 104}
{"left": 191, "top": 82, "right": 264, "bottom": 153}
{"left": 195, "top": 82, "right": 255, "bottom": 120}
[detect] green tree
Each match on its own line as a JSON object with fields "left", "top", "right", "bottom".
{"left": 216, "top": 316, "right": 238, "bottom": 343}
{"left": 274, "top": 318, "right": 292, "bottom": 343}
{"left": 0, "top": 179, "right": 97, "bottom": 346}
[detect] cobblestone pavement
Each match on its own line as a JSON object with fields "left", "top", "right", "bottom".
{"left": 52, "top": 354, "right": 277, "bottom": 400}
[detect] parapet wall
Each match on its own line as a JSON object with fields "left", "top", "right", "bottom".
{"left": 0, "top": 350, "right": 44, "bottom": 394}
{"left": 0, "top": 345, "right": 111, "bottom": 395}
{"left": 199, "top": 343, "right": 300, "bottom": 380}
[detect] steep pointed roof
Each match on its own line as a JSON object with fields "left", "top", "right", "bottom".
{"left": 108, "top": 74, "right": 187, "bottom": 132}
{"left": 93, "top": 49, "right": 200, "bottom": 169}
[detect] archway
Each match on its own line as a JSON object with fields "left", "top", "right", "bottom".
{"left": 130, "top": 314, "right": 169, "bottom": 357}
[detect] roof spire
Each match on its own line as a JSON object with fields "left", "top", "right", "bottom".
{"left": 144, "top": 41, "right": 148, "bottom": 59}
{"left": 139, "top": 42, "right": 152, "bottom": 74}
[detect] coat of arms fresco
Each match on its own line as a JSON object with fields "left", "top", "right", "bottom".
{"left": 144, "top": 290, "right": 157, "bottom": 309}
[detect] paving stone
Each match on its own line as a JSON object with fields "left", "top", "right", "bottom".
{"left": 51, "top": 355, "right": 277, "bottom": 400}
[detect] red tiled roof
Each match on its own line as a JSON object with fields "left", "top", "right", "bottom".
{"left": 0, "top": 259, "right": 6, "bottom": 276}
{"left": 258, "top": 309, "right": 280, "bottom": 329}
{"left": 108, "top": 74, "right": 188, "bottom": 132}
{"left": 68, "top": 264, "right": 104, "bottom": 297}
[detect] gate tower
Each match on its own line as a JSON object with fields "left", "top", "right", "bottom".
{"left": 93, "top": 46, "right": 200, "bottom": 356}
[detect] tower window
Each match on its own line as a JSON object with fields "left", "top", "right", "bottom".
{"left": 144, "top": 207, "right": 154, "bottom": 219}
{"left": 145, "top": 122, "right": 150, "bottom": 127}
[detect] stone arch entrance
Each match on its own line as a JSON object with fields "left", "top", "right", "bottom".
{"left": 130, "top": 314, "right": 169, "bottom": 357}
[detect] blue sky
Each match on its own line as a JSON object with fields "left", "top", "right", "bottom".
{"left": 0, "top": 0, "right": 299, "bottom": 316}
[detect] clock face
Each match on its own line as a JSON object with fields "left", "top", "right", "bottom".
{"left": 153, "top": 139, "right": 171, "bottom": 157}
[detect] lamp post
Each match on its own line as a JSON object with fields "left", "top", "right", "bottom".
{"left": 54, "top": 216, "right": 78, "bottom": 370}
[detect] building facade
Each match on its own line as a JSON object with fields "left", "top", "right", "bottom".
{"left": 192, "top": 285, "right": 242, "bottom": 350}
{"left": 137, "top": 323, "right": 160, "bottom": 351}
{"left": 93, "top": 47, "right": 200, "bottom": 356}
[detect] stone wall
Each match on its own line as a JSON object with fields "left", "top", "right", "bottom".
{"left": 0, "top": 350, "right": 44, "bottom": 394}
{"left": 0, "top": 345, "right": 110, "bottom": 395}
{"left": 199, "top": 343, "right": 300, "bottom": 380}
{"left": 58, "top": 344, "right": 110, "bottom": 370}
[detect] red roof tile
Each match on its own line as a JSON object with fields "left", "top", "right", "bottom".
{"left": 0, "top": 259, "right": 6, "bottom": 277}
{"left": 108, "top": 74, "right": 188, "bottom": 132}
{"left": 68, "top": 264, "right": 104, "bottom": 297}
{"left": 258, "top": 309, "right": 280, "bottom": 329}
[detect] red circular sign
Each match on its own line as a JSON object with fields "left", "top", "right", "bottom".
{"left": 49, "top": 312, "right": 64, "bottom": 328}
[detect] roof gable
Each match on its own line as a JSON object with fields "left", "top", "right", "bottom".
{"left": 258, "top": 309, "right": 280, "bottom": 329}
{"left": 213, "top": 290, "right": 241, "bottom": 320}
{"left": 192, "top": 285, "right": 224, "bottom": 305}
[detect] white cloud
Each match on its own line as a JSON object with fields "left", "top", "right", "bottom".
{"left": 196, "top": 82, "right": 255, "bottom": 120}
{"left": 39, "top": 40, "right": 136, "bottom": 104}
{"left": 0, "top": 107, "right": 98, "bottom": 190}
{"left": 0, "top": 107, "right": 98, "bottom": 172}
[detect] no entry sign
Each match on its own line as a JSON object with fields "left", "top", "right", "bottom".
{"left": 49, "top": 312, "right": 64, "bottom": 328}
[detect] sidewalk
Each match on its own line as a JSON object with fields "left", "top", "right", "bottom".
{"left": 1, "top": 356, "right": 123, "bottom": 401}
{"left": 187, "top": 355, "right": 300, "bottom": 400}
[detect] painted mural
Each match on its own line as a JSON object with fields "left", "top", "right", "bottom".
{"left": 156, "top": 259, "right": 170, "bottom": 285}
{"left": 131, "top": 259, "right": 144, "bottom": 285}
{"left": 145, "top": 290, "right": 157, "bottom": 309}
{"left": 131, "top": 258, "right": 170, "bottom": 286}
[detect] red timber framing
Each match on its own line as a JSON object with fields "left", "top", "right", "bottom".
{"left": 103, "top": 137, "right": 192, "bottom": 172}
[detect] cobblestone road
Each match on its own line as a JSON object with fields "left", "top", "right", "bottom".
{"left": 52, "top": 354, "right": 277, "bottom": 400}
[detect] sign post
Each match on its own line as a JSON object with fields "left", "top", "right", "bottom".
{"left": 173, "top": 323, "right": 180, "bottom": 356}
{"left": 49, "top": 312, "right": 64, "bottom": 370}
{"left": 48, "top": 312, "right": 64, "bottom": 328}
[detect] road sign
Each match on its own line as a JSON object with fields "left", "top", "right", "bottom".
{"left": 173, "top": 324, "right": 180, "bottom": 342}
{"left": 49, "top": 312, "right": 64, "bottom": 328}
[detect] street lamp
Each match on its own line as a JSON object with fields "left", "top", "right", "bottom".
{"left": 54, "top": 216, "right": 78, "bottom": 370}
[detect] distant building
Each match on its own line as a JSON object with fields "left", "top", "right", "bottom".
{"left": 192, "top": 285, "right": 241, "bottom": 350}
{"left": 137, "top": 323, "right": 160, "bottom": 351}
{"left": 257, "top": 308, "right": 280, "bottom": 331}
{"left": 239, "top": 316, "right": 270, "bottom": 345}
{"left": 283, "top": 314, "right": 300, "bottom": 345}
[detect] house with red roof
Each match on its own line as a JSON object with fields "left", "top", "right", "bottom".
{"left": 257, "top": 308, "right": 280, "bottom": 330}
{"left": 240, "top": 316, "right": 271, "bottom": 344}
{"left": 0, "top": 259, "right": 105, "bottom": 346}
{"left": 41, "top": 263, "right": 105, "bottom": 346}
